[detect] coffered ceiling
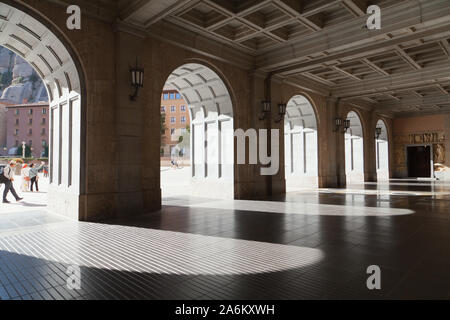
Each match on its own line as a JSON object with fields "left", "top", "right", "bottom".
{"left": 50, "top": 0, "right": 450, "bottom": 117}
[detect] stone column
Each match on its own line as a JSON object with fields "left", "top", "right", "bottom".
{"left": 364, "top": 111, "right": 378, "bottom": 182}
{"left": 234, "top": 71, "right": 268, "bottom": 199}
{"left": 335, "top": 101, "right": 347, "bottom": 187}
{"left": 113, "top": 30, "right": 150, "bottom": 217}
{"left": 317, "top": 97, "right": 341, "bottom": 188}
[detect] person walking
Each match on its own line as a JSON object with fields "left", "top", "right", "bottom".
{"left": 1, "top": 161, "right": 23, "bottom": 203}
{"left": 29, "top": 162, "right": 45, "bottom": 192}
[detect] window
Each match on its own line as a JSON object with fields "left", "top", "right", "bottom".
{"left": 163, "top": 93, "right": 169, "bottom": 100}
{"left": 170, "top": 117, "right": 176, "bottom": 123}
{"left": 42, "top": 118, "right": 46, "bottom": 125}
{"left": 181, "top": 116, "right": 186, "bottom": 123}
{"left": 170, "top": 93, "right": 175, "bottom": 100}
{"left": 15, "top": 110, "right": 19, "bottom": 115}
{"left": 176, "top": 93, "right": 181, "bottom": 99}
{"left": 14, "top": 129, "right": 19, "bottom": 136}
{"left": 42, "top": 108, "right": 47, "bottom": 115}
{"left": 29, "top": 118, "right": 33, "bottom": 125}
{"left": 15, "top": 119, "right": 19, "bottom": 125}
{"left": 29, "top": 109, "right": 33, "bottom": 115}
{"left": 41, "top": 128, "right": 46, "bottom": 135}
{"left": 181, "top": 105, "right": 186, "bottom": 112}
{"left": 28, "top": 129, "right": 33, "bottom": 135}
{"left": 42, "top": 140, "right": 47, "bottom": 147}
{"left": 161, "top": 106, "right": 165, "bottom": 113}
{"left": 171, "top": 106, "right": 176, "bottom": 112}
{"left": 15, "top": 140, "right": 19, "bottom": 147}
{"left": 29, "top": 140, "right": 33, "bottom": 146}
{"left": 170, "top": 129, "right": 175, "bottom": 135}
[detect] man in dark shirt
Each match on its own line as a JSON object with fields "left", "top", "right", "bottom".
{"left": 1, "top": 161, "right": 23, "bottom": 203}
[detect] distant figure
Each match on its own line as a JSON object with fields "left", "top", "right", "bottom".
{"left": 29, "top": 162, "right": 45, "bottom": 192}
{"left": 171, "top": 157, "right": 180, "bottom": 169}
{"left": 21, "top": 163, "right": 30, "bottom": 192}
{"left": 43, "top": 165, "right": 49, "bottom": 178}
{"left": 1, "top": 161, "right": 23, "bottom": 203}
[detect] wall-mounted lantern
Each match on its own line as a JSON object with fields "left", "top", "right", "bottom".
{"left": 334, "top": 118, "right": 343, "bottom": 132}
{"left": 335, "top": 118, "right": 351, "bottom": 133}
{"left": 274, "top": 103, "right": 287, "bottom": 123}
{"left": 375, "top": 127, "right": 382, "bottom": 139}
{"left": 129, "top": 59, "right": 144, "bottom": 101}
{"left": 343, "top": 119, "right": 351, "bottom": 133}
{"left": 259, "top": 101, "right": 271, "bottom": 120}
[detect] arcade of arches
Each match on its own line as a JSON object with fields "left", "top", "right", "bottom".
{"left": 0, "top": 0, "right": 449, "bottom": 221}
{"left": 0, "top": 0, "right": 450, "bottom": 300}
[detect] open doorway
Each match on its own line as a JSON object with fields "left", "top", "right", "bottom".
{"left": 160, "top": 63, "right": 234, "bottom": 200}
{"left": 345, "top": 111, "right": 364, "bottom": 183}
{"left": 0, "top": 45, "right": 49, "bottom": 208}
{"left": 0, "top": 2, "right": 84, "bottom": 222}
{"left": 375, "top": 119, "right": 389, "bottom": 181}
{"left": 284, "top": 95, "right": 318, "bottom": 191}
{"left": 407, "top": 146, "right": 432, "bottom": 178}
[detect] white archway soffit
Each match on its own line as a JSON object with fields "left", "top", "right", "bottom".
{"left": 165, "top": 63, "right": 232, "bottom": 120}
{"left": 346, "top": 111, "right": 363, "bottom": 138}
{"left": 0, "top": 3, "right": 80, "bottom": 106}
{"left": 285, "top": 95, "right": 316, "bottom": 130}
{"left": 376, "top": 119, "right": 388, "bottom": 141}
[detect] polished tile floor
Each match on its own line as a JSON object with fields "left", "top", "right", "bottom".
{"left": 0, "top": 180, "right": 449, "bottom": 300}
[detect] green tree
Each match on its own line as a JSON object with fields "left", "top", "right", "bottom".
{"left": 0, "top": 71, "right": 12, "bottom": 86}
{"left": 42, "top": 145, "right": 49, "bottom": 158}
{"left": 29, "top": 72, "right": 39, "bottom": 83}
{"left": 160, "top": 113, "right": 167, "bottom": 147}
{"left": 16, "top": 144, "right": 32, "bottom": 158}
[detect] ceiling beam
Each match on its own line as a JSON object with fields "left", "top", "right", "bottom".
{"left": 360, "top": 58, "right": 390, "bottom": 76}
{"left": 341, "top": 0, "right": 367, "bottom": 17}
{"left": 374, "top": 93, "right": 450, "bottom": 110}
{"left": 394, "top": 45, "right": 422, "bottom": 70}
{"left": 332, "top": 63, "right": 450, "bottom": 98}
{"left": 436, "top": 84, "right": 449, "bottom": 94}
{"left": 302, "top": 72, "right": 336, "bottom": 86}
{"left": 272, "top": 24, "right": 450, "bottom": 76}
{"left": 120, "top": 0, "right": 153, "bottom": 21}
{"left": 331, "top": 66, "right": 361, "bottom": 81}
{"left": 274, "top": 0, "right": 323, "bottom": 31}
{"left": 258, "top": 0, "right": 450, "bottom": 70}
{"left": 385, "top": 93, "right": 401, "bottom": 101}
{"left": 410, "top": 90, "right": 424, "bottom": 98}
{"left": 144, "top": 0, "right": 195, "bottom": 28}
{"left": 438, "top": 39, "right": 450, "bottom": 59}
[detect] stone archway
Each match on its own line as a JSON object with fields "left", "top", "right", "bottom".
{"left": 376, "top": 119, "right": 389, "bottom": 181}
{"left": 162, "top": 63, "right": 234, "bottom": 199}
{"left": 0, "top": 2, "right": 85, "bottom": 219}
{"left": 345, "top": 111, "right": 364, "bottom": 183}
{"left": 284, "top": 95, "right": 318, "bottom": 190}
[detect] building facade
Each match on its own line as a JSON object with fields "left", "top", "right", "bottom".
{"left": 5, "top": 101, "right": 49, "bottom": 158}
{"left": 0, "top": 99, "right": 15, "bottom": 156}
{"left": 160, "top": 90, "right": 190, "bottom": 157}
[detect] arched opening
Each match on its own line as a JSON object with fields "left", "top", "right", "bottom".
{"left": 160, "top": 63, "right": 234, "bottom": 199}
{"left": 0, "top": 2, "right": 84, "bottom": 220}
{"left": 375, "top": 119, "right": 389, "bottom": 181}
{"left": 345, "top": 111, "right": 364, "bottom": 183}
{"left": 284, "top": 95, "right": 318, "bottom": 191}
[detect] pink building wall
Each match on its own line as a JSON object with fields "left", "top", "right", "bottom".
{"left": 6, "top": 102, "right": 49, "bottom": 158}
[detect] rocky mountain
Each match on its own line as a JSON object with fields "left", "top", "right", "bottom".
{"left": 0, "top": 46, "right": 48, "bottom": 104}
